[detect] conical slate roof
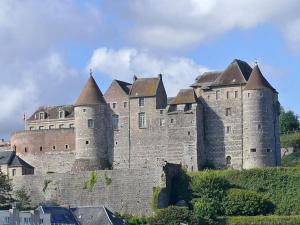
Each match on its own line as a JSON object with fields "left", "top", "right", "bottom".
{"left": 244, "top": 65, "right": 276, "bottom": 92}
{"left": 75, "top": 76, "right": 106, "bottom": 106}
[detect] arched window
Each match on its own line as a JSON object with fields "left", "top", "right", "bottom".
{"left": 226, "top": 156, "right": 231, "bottom": 166}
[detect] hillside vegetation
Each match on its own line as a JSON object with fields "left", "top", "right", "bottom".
{"left": 280, "top": 131, "right": 300, "bottom": 148}
{"left": 171, "top": 167, "right": 300, "bottom": 216}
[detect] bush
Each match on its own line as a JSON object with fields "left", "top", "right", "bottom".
{"left": 223, "top": 188, "right": 274, "bottom": 216}
{"left": 149, "top": 206, "right": 199, "bottom": 225}
{"left": 282, "top": 150, "right": 300, "bottom": 167}
{"left": 226, "top": 215, "right": 300, "bottom": 225}
{"left": 193, "top": 198, "right": 217, "bottom": 219}
{"left": 116, "top": 213, "right": 149, "bottom": 225}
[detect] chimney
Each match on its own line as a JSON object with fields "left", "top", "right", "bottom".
{"left": 133, "top": 75, "right": 138, "bottom": 82}
{"left": 158, "top": 74, "right": 162, "bottom": 79}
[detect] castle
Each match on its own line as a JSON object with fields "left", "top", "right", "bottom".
{"left": 7, "top": 59, "right": 281, "bottom": 214}
{"left": 11, "top": 59, "right": 281, "bottom": 173}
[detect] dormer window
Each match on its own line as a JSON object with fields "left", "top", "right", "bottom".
{"left": 39, "top": 112, "right": 45, "bottom": 120}
{"left": 59, "top": 110, "right": 65, "bottom": 119}
{"left": 184, "top": 103, "right": 192, "bottom": 111}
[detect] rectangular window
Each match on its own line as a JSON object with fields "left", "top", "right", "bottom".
{"left": 250, "top": 148, "right": 256, "bottom": 152}
{"left": 169, "top": 105, "right": 177, "bottom": 112}
{"left": 69, "top": 124, "right": 74, "bottom": 128}
{"left": 138, "top": 112, "right": 146, "bottom": 128}
{"left": 29, "top": 126, "right": 34, "bottom": 130}
{"left": 49, "top": 125, "right": 54, "bottom": 129}
{"left": 184, "top": 103, "right": 192, "bottom": 111}
{"left": 248, "top": 93, "right": 251, "bottom": 98}
{"left": 39, "top": 112, "right": 45, "bottom": 120}
{"left": 258, "top": 124, "right": 262, "bottom": 130}
{"left": 160, "top": 110, "right": 164, "bottom": 114}
{"left": 112, "top": 115, "right": 119, "bottom": 130}
{"left": 225, "top": 108, "right": 232, "bottom": 116}
{"left": 88, "top": 119, "right": 94, "bottom": 128}
{"left": 226, "top": 91, "right": 229, "bottom": 99}
{"left": 139, "top": 97, "right": 145, "bottom": 107}
{"left": 123, "top": 102, "right": 128, "bottom": 108}
{"left": 112, "top": 103, "right": 117, "bottom": 109}
{"left": 267, "top": 149, "right": 271, "bottom": 153}
{"left": 12, "top": 169, "right": 16, "bottom": 176}
{"left": 170, "top": 118, "right": 174, "bottom": 124}
{"left": 216, "top": 90, "right": 220, "bottom": 100}
{"left": 65, "top": 144, "right": 69, "bottom": 150}
{"left": 59, "top": 124, "right": 64, "bottom": 128}
{"left": 39, "top": 126, "right": 44, "bottom": 130}
{"left": 235, "top": 91, "right": 238, "bottom": 98}
{"left": 226, "top": 126, "right": 231, "bottom": 134}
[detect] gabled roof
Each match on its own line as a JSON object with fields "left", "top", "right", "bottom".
{"left": 114, "top": 80, "right": 132, "bottom": 95}
{"left": 212, "top": 59, "right": 252, "bottom": 86}
{"left": 75, "top": 75, "right": 106, "bottom": 106}
{"left": 0, "top": 151, "right": 14, "bottom": 165}
{"left": 244, "top": 65, "right": 276, "bottom": 92}
{"left": 129, "top": 77, "right": 160, "bottom": 97}
{"left": 40, "top": 206, "right": 80, "bottom": 225}
{"left": 71, "top": 206, "right": 128, "bottom": 225}
{"left": 170, "top": 89, "right": 197, "bottom": 105}
{"left": 8, "top": 155, "right": 34, "bottom": 169}
{"left": 27, "top": 105, "right": 74, "bottom": 121}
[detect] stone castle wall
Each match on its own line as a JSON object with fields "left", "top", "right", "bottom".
{"left": 199, "top": 86, "right": 244, "bottom": 169}
{"left": 12, "top": 165, "right": 178, "bottom": 215}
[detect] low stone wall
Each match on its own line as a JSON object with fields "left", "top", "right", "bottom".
{"left": 12, "top": 165, "right": 179, "bottom": 215}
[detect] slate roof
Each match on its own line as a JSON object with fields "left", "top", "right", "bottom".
{"left": 244, "top": 65, "right": 276, "bottom": 92}
{"left": 71, "top": 206, "right": 128, "bottom": 225}
{"left": 193, "top": 71, "right": 221, "bottom": 86}
{"left": 0, "top": 151, "right": 14, "bottom": 165}
{"left": 28, "top": 105, "right": 74, "bottom": 121}
{"left": 40, "top": 206, "right": 80, "bottom": 225}
{"left": 129, "top": 77, "right": 160, "bottom": 97}
{"left": 114, "top": 80, "right": 132, "bottom": 95}
{"left": 8, "top": 155, "right": 34, "bottom": 169}
{"left": 75, "top": 75, "right": 106, "bottom": 106}
{"left": 212, "top": 59, "right": 252, "bottom": 87}
{"left": 170, "top": 89, "right": 197, "bottom": 105}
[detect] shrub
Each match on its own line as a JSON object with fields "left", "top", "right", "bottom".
{"left": 223, "top": 188, "right": 275, "bottom": 216}
{"left": 281, "top": 132, "right": 300, "bottom": 148}
{"left": 193, "top": 198, "right": 217, "bottom": 219}
{"left": 149, "top": 206, "right": 199, "bottom": 225}
{"left": 226, "top": 215, "right": 300, "bottom": 225}
{"left": 116, "top": 213, "right": 149, "bottom": 225}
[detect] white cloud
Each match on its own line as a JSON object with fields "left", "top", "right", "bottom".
{"left": 88, "top": 47, "right": 208, "bottom": 95}
{"left": 0, "top": 0, "right": 103, "bottom": 138}
{"left": 106, "top": 0, "right": 300, "bottom": 50}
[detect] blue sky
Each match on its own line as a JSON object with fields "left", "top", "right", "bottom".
{"left": 0, "top": 0, "right": 299, "bottom": 138}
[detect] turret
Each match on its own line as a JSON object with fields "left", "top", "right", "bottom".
{"left": 72, "top": 75, "right": 110, "bottom": 171}
{"left": 242, "top": 65, "right": 280, "bottom": 169}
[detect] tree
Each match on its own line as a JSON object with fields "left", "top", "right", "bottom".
{"left": 280, "top": 109, "right": 299, "bottom": 133}
{"left": 0, "top": 169, "right": 13, "bottom": 209}
{"left": 15, "top": 186, "right": 31, "bottom": 210}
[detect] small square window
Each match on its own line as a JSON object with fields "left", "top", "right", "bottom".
{"left": 24, "top": 147, "right": 27, "bottom": 152}
{"left": 86, "top": 140, "right": 89, "bottom": 145}
{"left": 248, "top": 93, "right": 251, "bottom": 98}
{"left": 49, "top": 125, "right": 54, "bottom": 129}
{"left": 160, "top": 110, "right": 163, "bottom": 114}
{"left": 258, "top": 124, "right": 262, "bottom": 130}
{"left": 250, "top": 148, "right": 256, "bottom": 152}
{"left": 170, "top": 118, "right": 174, "bottom": 124}
{"left": 267, "top": 149, "right": 272, "bottom": 153}
{"left": 39, "top": 112, "right": 45, "bottom": 120}
{"left": 29, "top": 126, "right": 34, "bottom": 130}
{"left": 39, "top": 126, "right": 44, "bottom": 130}
{"left": 40, "top": 146, "right": 43, "bottom": 151}
{"left": 52, "top": 146, "right": 56, "bottom": 150}
{"left": 65, "top": 144, "right": 69, "bottom": 150}
{"left": 12, "top": 169, "right": 16, "bottom": 176}
{"left": 139, "top": 97, "right": 145, "bottom": 107}
{"left": 112, "top": 103, "right": 117, "bottom": 109}
{"left": 69, "top": 124, "right": 74, "bottom": 128}
{"left": 185, "top": 103, "right": 192, "bottom": 111}
{"left": 83, "top": 109, "right": 86, "bottom": 112}
{"left": 188, "top": 131, "right": 191, "bottom": 136}
{"left": 123, "top": 102, "right": 128, "bottom": 108}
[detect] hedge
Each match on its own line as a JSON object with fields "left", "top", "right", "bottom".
{"left": 225, "top": 215, "right": 300, "bottom": 225}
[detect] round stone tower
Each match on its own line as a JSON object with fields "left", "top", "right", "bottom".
{"left": 72, "top": 75, "right": 109, "bottom": 171}
{"left": 242, "top": 65, "right": 280, "bottom": 169}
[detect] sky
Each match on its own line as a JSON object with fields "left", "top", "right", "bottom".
{"left": 0, "top": 0, "right": 300, "bottom": 139}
